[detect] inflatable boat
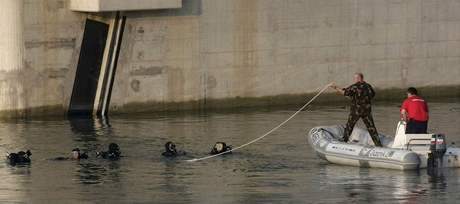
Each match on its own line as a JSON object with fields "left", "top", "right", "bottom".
{"left": 307, "top": 122, "right": 460, "bottom": 170}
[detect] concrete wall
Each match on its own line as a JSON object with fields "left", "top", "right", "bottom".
{"left": 0, "top": 0, "right": 86, "bottom": 117}
{"left": 109, "top": 0, "right": 460, "bottom": 113}
{"left": 0, "top": 0, "right": 459, "bottom": 117}
{"left": 22, "top": 0, "right": 87, "bottom": 116}
{"left": 0, "top": 0, "right": 25, "bottom": 116}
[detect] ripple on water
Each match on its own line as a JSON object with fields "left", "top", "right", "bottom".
{"left": 0, "top": 102, "right": 459, "bottom": 203}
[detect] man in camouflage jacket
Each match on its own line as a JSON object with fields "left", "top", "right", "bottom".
{"left": 330, "top": 73, "right": 383, "bottom": 147}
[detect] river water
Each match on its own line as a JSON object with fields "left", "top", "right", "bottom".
{"left": 0, "top": 100, "right": 459, "bottom": 203}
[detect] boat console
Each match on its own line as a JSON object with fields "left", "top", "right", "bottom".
{"left": 391, "top": 121, "right": 450, "bottom": 169}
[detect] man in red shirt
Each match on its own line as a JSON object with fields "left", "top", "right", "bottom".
{"left": 400, "top": 87, "right": 429, "bottom": 134}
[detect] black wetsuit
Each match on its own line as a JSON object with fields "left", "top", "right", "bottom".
{"left": 53, "top": 153, "right": 88, "bottom": 161}
{"left": 7, "top": 151, "right": 32, "bottom": 165}
{"left": 162, "top": 142, "right": 186, "bottom": 157}
{"left": 162, "top": 151, "right": 186, "bottom": 157}
{"left": 210, "top": 143, "right": 232, "bottom": 155}
{"left": 98, "top": 151, "right": 121, "bottom": 160}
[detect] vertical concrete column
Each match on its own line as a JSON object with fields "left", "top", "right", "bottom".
{"left": 0, "top": 0, "right": 23, "bottom": 71}
{"left": 0, "top": 0, "right": 25, "bottom": 115}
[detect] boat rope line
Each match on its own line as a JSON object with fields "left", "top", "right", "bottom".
{"left": 186, "top": 83, "right": 333, "bottom": 162}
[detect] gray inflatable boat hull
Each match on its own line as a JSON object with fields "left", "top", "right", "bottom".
{"left": 308, "top": 126, "right": 420, "bottom": 170}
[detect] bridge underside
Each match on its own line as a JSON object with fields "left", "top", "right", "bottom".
{"left": 70, "top": 0, "right": 182, "bottom": 12}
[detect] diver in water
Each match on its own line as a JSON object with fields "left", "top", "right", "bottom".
{"left": 72, "top": 148, "right": 89, "bottom": 160}
{"left": 53, "top": 148, "right": 88, "bottom": 161}
{"left": 7, "top": 150, "right": 32, "bottom": 165}
{"left": 210, "top": 142, "right": 232, "bottom": 155}
{"left": 97, "top": 143, "right": 121, "bottom": 160}
{"left": 162, "top": 141, "right": 186, "bottom": 157}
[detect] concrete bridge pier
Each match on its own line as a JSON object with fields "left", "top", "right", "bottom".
{"left": 0, "top": 0, "right": 25, "bottom": 117}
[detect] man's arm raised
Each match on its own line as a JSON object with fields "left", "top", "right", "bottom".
{"left": 329, "top": 83, "right": 345, "bottom": 95}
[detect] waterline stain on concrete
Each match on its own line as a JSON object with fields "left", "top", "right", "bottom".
{"left": 108, "top": 85, "right": 460, "bottom": 115}
{"left": 0, "top": 85, "right": 457, "bottom": 118}
{"left": 0, "top": 105, "right": 65, "bottom": 119}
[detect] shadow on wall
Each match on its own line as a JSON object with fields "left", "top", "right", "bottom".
{"left": 126, "top": 0, "right": 202, "bottom": 18}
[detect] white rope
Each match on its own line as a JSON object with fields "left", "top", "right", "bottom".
{"left": 186, "top": 83, "right": 332, "bottom": 162}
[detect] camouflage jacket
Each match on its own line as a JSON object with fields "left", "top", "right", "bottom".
{"left": 343, "top": 81, "right": 375, "bottom": 114}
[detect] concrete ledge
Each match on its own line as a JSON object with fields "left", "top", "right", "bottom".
{"left": 70, "top": 0, "right": 182, "bottom": 12}
{"left": 0, "top": 85, "right": 458, "bottom": 119}
{"left": 109, "top": 85, "right": 460, "bottom": 115}
{"left": 0, "top": 105, "right": 65, "bottom": 119}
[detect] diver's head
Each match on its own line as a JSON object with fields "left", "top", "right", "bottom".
{"left": 109, "top": 143, "right": 120, "bottom": 153}
{"left": 165, "top": 141, "right": 177, "bottom": 153}
{"left": 11, "top": 150, "right": 32, "bottom": 164}
{"left": 72, "top": 148, "right": 81, "bottom": 159}
{"left": 212, "top": 142, "right": 227, "bottom": 154}
{"left": 17, "top": 151, "right": 28, "bottom": 157}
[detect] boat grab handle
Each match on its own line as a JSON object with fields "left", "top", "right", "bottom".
{"left": 406, "top": 139, "right": 431, "bottom": 150}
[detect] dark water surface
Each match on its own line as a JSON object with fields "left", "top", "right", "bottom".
{"left": 0, "top": 101, "right": 459, "bottom": 203}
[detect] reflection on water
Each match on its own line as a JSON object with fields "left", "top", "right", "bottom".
{"left": 0, "top": 101, "right": 459, "bottom": 203}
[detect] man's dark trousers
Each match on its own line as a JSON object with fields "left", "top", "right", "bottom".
{"left": 343, "top": 110, "right": 382, "bottom": 147}
{"left": 406, "top": 120, "right": 428, "bottom": 134}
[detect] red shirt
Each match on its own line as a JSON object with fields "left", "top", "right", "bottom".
{"left": 401, "top": 96, "right": 429, "bottom": 122}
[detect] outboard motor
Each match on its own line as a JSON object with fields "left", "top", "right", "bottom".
{"left": 428, "top": 134, "right": 447, "bottom": 170}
